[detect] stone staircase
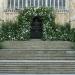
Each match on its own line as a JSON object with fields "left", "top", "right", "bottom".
{"left": 0, "top": 49, "right": 75, "bottom": 60}
{"left": 0, "top": 49, "right": 75, "bottom": 74}
{"left": 0, "top": 40, "right": 75, "bottom": 74}
{"left": 0, "top": 60, "right": 75, "bottom": 74}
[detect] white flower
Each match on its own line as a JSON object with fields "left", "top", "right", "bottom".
{"left": 21, "top": 37, "right": 23, "bottom": 39}
{"left": 9, "top": 36, "right": 11, "bottom": 38}
{"left": 12, "top": 37, "right": 15, "bottom": 40}
{"left": 26, "top": 30, "right": 28, "bottom": 32}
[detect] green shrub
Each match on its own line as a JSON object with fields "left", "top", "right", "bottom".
{"left": 0, "top": 7, "right": 75, "bottom": 42}
{"left": 70, "top": 28, "right": 75, "bottom": 42}
{"left": 17, "top": 7, "right": 55, "bottom": 40}
{"left": 0, "top": 43, "right": 3, "bottom": 49}
{"left": 0, "top": 21, "right": 18, "bottom": 41}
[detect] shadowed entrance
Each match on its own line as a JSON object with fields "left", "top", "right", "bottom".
{"left": 30, "top": 16, "right": 43, "bottom": 39}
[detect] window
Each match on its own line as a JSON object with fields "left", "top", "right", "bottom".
{"left": 7, "top": 0, "right": 66, "bottom": 10}
{"left": 31, "top": 0, "right": 34, "bottom": 7}
{"left": 19, "top": 0, "right": 22, "bottom": 8}
{"left": 8, "top": 0, "right": 10, "bottom": 9}
{"left": 51, "top": 0, "right": 54, "bottom": 7}
{"left": 23, "top": 0, "right": 26, "bottom": 7}
{"left": 55, "top": 0, "right": 58, "bottom": 8}
{"left": 43, "top": 0, "right": 46, "bottom": 7}
{"left": 47, "top": 0, "right": 51, "bottom": 7}
{"left": 59, "top": 0, "right": 62, "bottom": 9}
{"left": 28, "top": 0, "right": 31, "bottom": 7}
{"left": 63, "top": 0, "right": 65, "bottom": 9}
{"left": 39, "top": 0, "right": 43, "bottom": 7}
{"left": 35, "top": 0, "right": 38, "bottom": 7}
{"left": 11, "top": 0, "right": 14, "bottom": 9}
{"left": 15, "top": 0, "right": 18, "bottom": 9}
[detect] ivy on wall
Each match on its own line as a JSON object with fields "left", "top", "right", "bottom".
{"left": 17, "top": 7, "right": 55, "bottom": 40}
{"left": 0, "top": 7, "right": 75, "bottom": 41}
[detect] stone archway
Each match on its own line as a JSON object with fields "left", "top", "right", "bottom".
{"left": 30, "top": 16, "right": 43, "bottom": 38}
{"left": 17, "top": 7, "right": 55, "bottom": 40}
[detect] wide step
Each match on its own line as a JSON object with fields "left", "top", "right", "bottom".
{"left": 0, "top": 49, "right": 75, "bottom": 60}
{"left": 0, "top": 60, "right": 75, "bottom": 73}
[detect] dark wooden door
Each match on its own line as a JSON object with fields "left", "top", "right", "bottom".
{"left": 31, "top": 18, "right": 42, "bottom": 39}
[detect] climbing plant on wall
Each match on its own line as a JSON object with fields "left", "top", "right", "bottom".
{"left": 1, "top": 7, "right": 74, "bottom": 41}
{"left": 17, "top": 7, "right": 55, "bottom": 40}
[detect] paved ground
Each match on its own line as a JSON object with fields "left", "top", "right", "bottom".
{"left": 1, "top": 39, "right": 75, "bottom": 49}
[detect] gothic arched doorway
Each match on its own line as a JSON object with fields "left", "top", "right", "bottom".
{"left": 30, "top": 16, "right": 43, "bottom": 39}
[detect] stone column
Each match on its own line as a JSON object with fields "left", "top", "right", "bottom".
{"left": 3, "top": 0, "right": 8, "bottom": 10}
{"left": 0, "top": 0, "right": 5, "bottom": 22}
{"left": 0, "top": 0, "right": 4, "bottom": 12}
{"left": 65, "top": 0, "right": 69, "bottom": 10}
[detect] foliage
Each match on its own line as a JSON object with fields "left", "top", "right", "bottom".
{"left": 0, "top": 7, "right": 75, "bottom": 42}
{"left": 0, "top": 43, "right": 3, "bottom": 49}
{"left": 0, "top": 21, "right": 18, "bottom": 41}
{"left": 70, "top": 28, "right": 75, "bottom": 42}
{"left": 53, "top": 23, "right": 71, "bottom": 41}
{"left": 17, "top": 7, "right": 55, "bottom": 40}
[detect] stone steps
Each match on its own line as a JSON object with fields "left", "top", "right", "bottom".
{"left": 0, "top": 60, "right": 75, "bottom": 73}
{"left": 0, "top": 40, "right": 75, "bottom": 74}
{"left": 2, "top": 40, "right": 74, "bottom": 49}
{"left": 0, "top": 49, "right": 75, "bottom": 73}
{"left": 0, "top": 49, "right": 75, "bottom": 60}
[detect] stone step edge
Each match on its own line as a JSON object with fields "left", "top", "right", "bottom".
{"left": 0, "top": 60, "right": 75, "bottom": 63}
{"left": 0, "top": 49, "right": 74, "bottom": 51}
{"left": 0, "top": 73, "right": 75, "bottom": 75}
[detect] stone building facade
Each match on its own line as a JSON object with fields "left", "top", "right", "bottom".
{"left": 0, "top": 0, "right": 75, "bottom": 28}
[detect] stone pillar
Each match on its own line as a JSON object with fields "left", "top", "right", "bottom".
{"left": 3, "top": 0, "right": 8, "bottom": 10}
{"left": 0, "top": 0, "right": 4, "bottom": 12}
{"left": 0, "top": 0, "right": 5, "bottom": 23}
{"left": 65, "top": 0, "right": 69, "bottom": 10}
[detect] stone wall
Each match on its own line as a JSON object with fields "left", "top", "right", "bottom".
{"left": 55, "top": 11, "right": 69, "bottom": 25}
{"left": 69, "top": 0, "right": 75, "bottom": 28}
{"left": 0, "top": 0, "right": 75, "bottom": 28}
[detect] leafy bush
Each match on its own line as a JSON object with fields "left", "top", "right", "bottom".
{"left": 17, "top": 7, "right": 55, "bottom": 40}
{"left": 70, "top": 28, "right": 75, "bottom": 42}
{"left": 0, "top": 43, "right": 3, "bottom": 49}
{"left": 0, "top": 7, "right": 75, "bottom": 42}
{"left": 0, "top": 21, "right": 18, "bottom": 41}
